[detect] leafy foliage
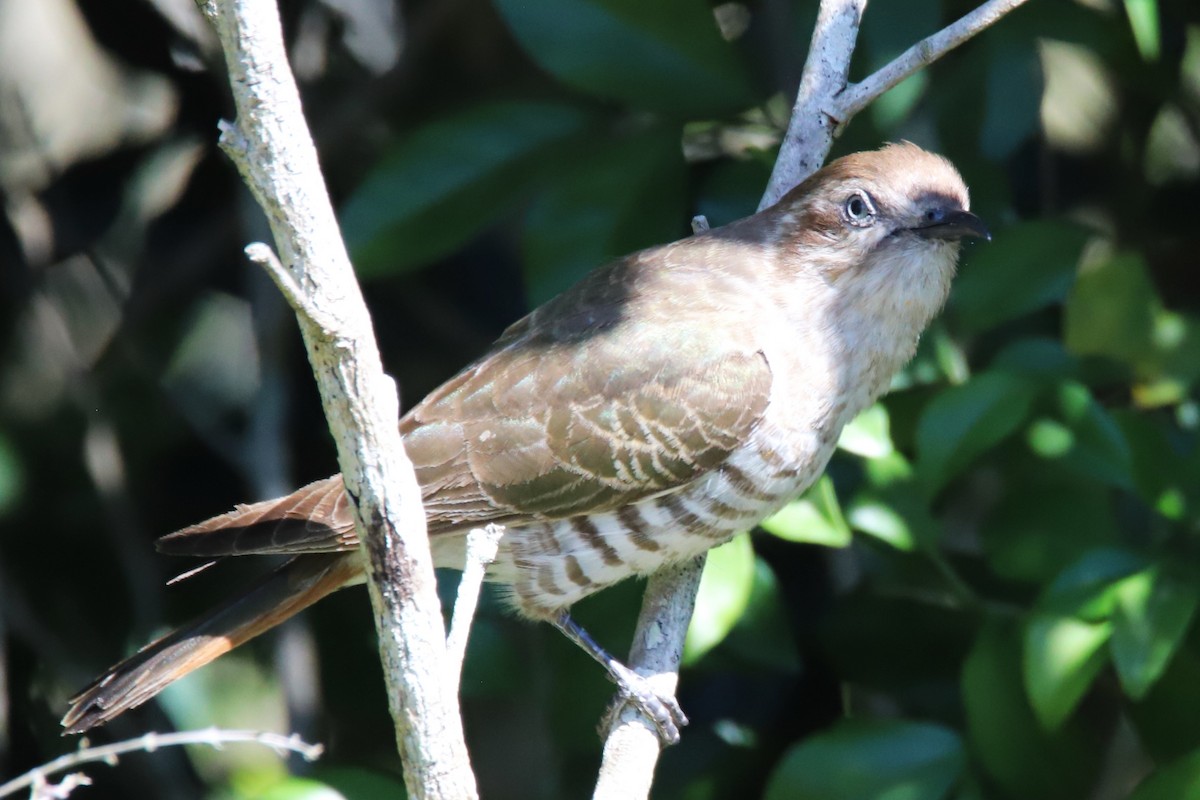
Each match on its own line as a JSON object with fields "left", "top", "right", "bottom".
{"left": 5, "top": 0, "right": 1200, "bottom": 798}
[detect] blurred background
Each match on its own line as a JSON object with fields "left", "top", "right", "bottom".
{"left": 3, "top": 0, "right": 1200, "bottom": 797}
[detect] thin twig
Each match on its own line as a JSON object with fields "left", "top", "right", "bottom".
{"left": 0, "top": 729, "right": 322, "bottom": 799}
{"left": 244, "top": 242, "right": 309, "bottom": 319}
{"left": 835, "top": 0, "right": 1033, "bottom": 121}
{"left": 447, "top": 524, "right": 505, "bottom": 682}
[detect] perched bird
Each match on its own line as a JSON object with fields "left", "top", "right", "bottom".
{"left": 62, "top": 142, "right": 988, "bottom": 741}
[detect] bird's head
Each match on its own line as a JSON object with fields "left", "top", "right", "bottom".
{"left": 770, "top": 142, "right": 988, "bottom": 323}
{"left": 757, "top": 142, "right": 989, "bottom": 374}
{"left": 778, "top": 141, "right": 989, "bottom": 263}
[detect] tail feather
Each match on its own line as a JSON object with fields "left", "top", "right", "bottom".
{"left": 62, "top": 552, "right": 360, "bottom": 734}
{"left": 155, "top": 476, "right": 358, "bottom": 557}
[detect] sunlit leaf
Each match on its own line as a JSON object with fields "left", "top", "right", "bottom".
{"left": 685, "top": 533, "right": 755, "bottom": 662}
{"left": 1111, "top": 566, "right": 1199, "bottom": 700}
{"left": 847, "top": 498, "right": 915, "bottom": 551}
{"left": 722, "top": 557, "right": 801, "bottom": 672}
{"left": 963, "top": 621, "right": 1100, "bottom": 798}
{"left": 838, "top": 403, "right": 894, "bottom": 459}
{"left": 257, "top": 778, "right": 345, "bottom": 800}
{"left": 1123, "top": 0, "right": 1160, "bottom": 62}
{"left": 1023, "top": 613, "right": 1111, "bottom": 730}
{"left": 1037, "top": 548, "right": 1147, "bottom": 621}
{"left": 764, "top": 719, "right": 964, "bottom": 800}
{"left": 760, "top": 476, "right": 851, "bottom": 547}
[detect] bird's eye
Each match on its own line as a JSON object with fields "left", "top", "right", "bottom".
{"left": 843, "top": 192, "right": 875, "bottom": 226}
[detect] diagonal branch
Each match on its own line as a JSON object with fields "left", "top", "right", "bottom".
{"left": 193, "top": 1, "right": 476, "bottom": 798}
{"left": 835, "top": 0, "right": 1032, "bottom": 121}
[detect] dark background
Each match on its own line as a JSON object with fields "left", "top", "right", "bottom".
{"left": 3, "top": 0, "right": 1200, "bottom": 797}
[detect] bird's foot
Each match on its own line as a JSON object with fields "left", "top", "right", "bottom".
{"left": 602, "top": 658, "right": 689, "bottom": 745}
{"left": 551, "top": 610, "right": 688, "bottom": 746}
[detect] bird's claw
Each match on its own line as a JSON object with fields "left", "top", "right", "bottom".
{"left": 604, "top": 661, "right": 689, "bottom": 746}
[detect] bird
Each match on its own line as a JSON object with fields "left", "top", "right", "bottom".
{"left": 62, "top": 142, "right": 989, "bottom": 741}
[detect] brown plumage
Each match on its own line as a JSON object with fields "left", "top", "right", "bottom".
{"left": 63, "top": 143, "right": 988, "bottom": 737}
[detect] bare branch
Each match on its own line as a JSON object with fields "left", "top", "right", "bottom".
{"left": 760, "top": 0, "right": 866, "bottom": 208}
{"left": 836, "top": 0, "right": 1032, "bottom": 120}
{"left": 193, "top": 1, "right": 475, "bottom": 797}
{"left": 0, "top": 729, "right": 322, "bottom": 799}
{"left": 593, "top": 559, "right": 705, "bottom": 800}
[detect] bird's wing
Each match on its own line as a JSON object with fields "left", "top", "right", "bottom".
{"left": 158, "top": 246, "right": 773, "bottom": 558}
{"left": 405, "top": 319, "right": 772, "bottom": 531}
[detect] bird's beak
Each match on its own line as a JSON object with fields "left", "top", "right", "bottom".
{"left": 911, "top": 209, "right": 991, "bottom": 242}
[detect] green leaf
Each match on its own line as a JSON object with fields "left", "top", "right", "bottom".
{"left": 694, "top": 156, "right": 772, "bottom": 228}
{"left": 341, "top": 101, "right": 595, "bottom": 277}
{"left": 1038, "top": 548, "right": 1147, "bottom": 620}
{"left": 1064, "top": 251, "right": 1157, "bottom": 364}
{"left": 1129, "top": 748, "right": 1200, "bottom": 800}
{"left": 310, "top": 767, "right": 410, "bottom": 800}
{"left": 0, "top": 431, "right": 24, "bottom": 517}
{"left": 1128, "top": 645, "right": 1200, "bottom": 762}
{"left": 521, "top": 127, "right": 686, "bottom": 305}
{"left": 1116, "top": 410, "right": 1198, "bottom": 520}
{"left": 763, "top": 719, "right": 965, "bottom": 800}
{"left": 685, "top": 533, "right": 755, "bottom": 663}
{"left": 847, "top": 498, "right": 917, "bottom": 551}
{"left": 1023, "top": 613, "right": 1111, "bottom": 729}
{"left": 838, "top": 403, "right": 895, "bottom": 459}
{"left": 980, "top": 34, "right": 1043, "bottom": 159}
{"left": 860, "top": 0, "right": 938, "bottom": 128}
{"left": 492, "top": 0, "right": 755, "bottom": 116}
{"left": 760, "top": 476, "right": 851, "bottom": 547}
{"left": 1066, "top": 264, "right": 1200, "bottom": 398}
{"left": 963, "top": 621, "right": 1099, "bottom": 799}
{"left": 982, "top": 483, "right": 1123, "bottom": 583}
{"left": 1025, "top": 381, "right": 1133, "bottom": 488}
{"left": 257, "top": 779, "right": 346, "bottom": 800}
{"left": 990, "top": 338, "right": 1081, "bottom": 381}
{"left": 722, "top": 557, "right": 801, "bottom": 672}
{"left": 1124, "top": 0, "right": 1161, "bottom": 61}
{"left": 915, "top": 371, "right": 1038, "bottom": 495}
{"left": 949, "top": 220, "right": 1088, "bottom": 335}
{"left": 1111, "top": 566, "right": 1199, "bottom": 700}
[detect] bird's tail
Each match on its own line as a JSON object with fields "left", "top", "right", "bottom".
{"left": 61, "top": 552, "right": 360, "bottom": 734}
